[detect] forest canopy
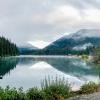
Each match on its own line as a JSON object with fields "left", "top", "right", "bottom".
{"left": 0, "top": 36, "right": 19, "bottom": 57}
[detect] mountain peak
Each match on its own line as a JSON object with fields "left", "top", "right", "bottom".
{"left": 45, "top": 29, "right": 100, "bottom": 52}
{"left": 69, "top": 29, "right": 100, "bottom": 39}
{"left": 28, "top": 41, "right": 51, "bottom": 49}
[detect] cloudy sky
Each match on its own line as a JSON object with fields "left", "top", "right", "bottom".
{"left": 0, "top": 0, "right": 100, "bottom": 46}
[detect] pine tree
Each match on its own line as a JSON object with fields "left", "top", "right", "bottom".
{"left": 0, "top": 36, "right": 19, "bottom": 57}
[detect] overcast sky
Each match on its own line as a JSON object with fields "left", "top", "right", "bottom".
{"left": 0, "top": 0, "right": 100, "bottom": 46}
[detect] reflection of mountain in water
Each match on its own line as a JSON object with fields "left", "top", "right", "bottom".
{"left": 27, "top": 57, "right": 100, "bottom": 79}
{"left": 0, "top": 56, "right": 100, "bottom": 81}
{"left": 17, "top": 57, "right": 100, "bottom": 78}
{"left": 0, "top": 58, "right": 18, "bottom": 78}
{"left": 18, "top": 57, "right": 40, "bottom": 66}
{"left": 45, "top": 58, "right": 98, "bottom": 76}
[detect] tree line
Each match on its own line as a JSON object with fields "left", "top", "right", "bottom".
{"left": 21, "top": 48, "right": 91, "bottom": 55}
{"left": 0, "top": 36, "right": 19, "bottom": 57}
{"left": 93, "top": 47, "right": 100, "bottom": 63}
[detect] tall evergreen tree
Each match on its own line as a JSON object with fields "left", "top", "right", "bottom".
{"left": 0, "top": 36, "right": 19, "bottom": 57}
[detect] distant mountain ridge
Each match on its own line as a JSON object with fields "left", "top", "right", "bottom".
{"left": 69, "top": 29, "right": 100, "bottom": 39}
{"left": 44, "top": 29, "right": 100, "bottom": 53}
{"left": 19, "top": 29, "right": 100, "bottom": 55}
{"left": 18, "top": 43, "right": 38, "bottom": 54}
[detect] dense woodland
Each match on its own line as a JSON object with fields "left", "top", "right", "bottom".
{"left": 20, "top": 47, "right": 92, "bottom": 55}
{"left": 0, "top": 37, "right": 19, "bottom": 57}
{"left": 93, "top": 47, "right": 100, "bottom": 63}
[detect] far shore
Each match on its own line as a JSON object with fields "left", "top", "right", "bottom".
{"left": 0, "top": 55, "right": 94, "bottom": 61}
{"left": 4, "top": 55, "right": 81, "bottom": 58}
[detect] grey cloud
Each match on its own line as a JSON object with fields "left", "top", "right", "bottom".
{"left": 83, "top": 0, "right": 100, "bottom": 9}
{"left": 59, "top": 0, "right": 100, "bottom": 9}
{"left": 0, "top": 0, "right": 100, "bottom": 46}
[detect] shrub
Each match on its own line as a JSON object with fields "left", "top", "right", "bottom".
{"left": 80, "top": 82, "right": 98, "bottom": 94}
{"left": 0, "top": 86, "right": 25, "bottom": 100}
{"left": 26, "top": 88, "right": 45, "bottom": 100}
{"left": 41, "top": 76, "right": 71, "bottom": 100}
{"left": 1, "top": 79, "right": 100, "bottom": 100}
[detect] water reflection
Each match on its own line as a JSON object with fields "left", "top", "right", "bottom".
{"left": 0, "top": 58, "right": 18, "bottom": 79}
{"left": 16, "top": 57, "right": 99, "bottom": 79}
{"left": 0, "top": 56, "right": 100, "bottom": 90}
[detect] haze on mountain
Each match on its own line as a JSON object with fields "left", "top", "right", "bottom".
{"left": 69, "top": 29, "right": 100, "bottom": 39}
{"left": 20, "top": 29, "right": 100, "bottom": 52}
{"left": 45, "top": 29, "right": 100, "bottom": 51}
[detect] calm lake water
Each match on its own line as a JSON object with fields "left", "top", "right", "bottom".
{"left": 0, "top": 55, "right": 100, "bottom": 90}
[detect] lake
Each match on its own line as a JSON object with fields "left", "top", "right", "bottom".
{"left": 0, "top": 55, "right": 100, "bottom": 91}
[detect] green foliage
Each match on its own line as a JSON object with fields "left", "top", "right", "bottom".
{"left": 0, "top": 86, "right": 25, "bottom": 100}
{"left": 92, "top": 47, "right": 100, "bottom": 63}
{"left": 26, "top": 88, "right": 45, "bottom": 100}
{"left": 0, "top": 77, "right": 71, "bottom": 100}
{"left": 80, "top": 82, "right": 98, "bottom": 94}
{"left": 41, "top": 77, "right": 71, "bottom": 100}
{"left": 0, "top": 36, "right": 19, "bottom": 57}
{"left": 0, "top": 79, "right": 100, "bottom": 100}
{"left": 27, "top": 49, "right": 91, "bottom": 55}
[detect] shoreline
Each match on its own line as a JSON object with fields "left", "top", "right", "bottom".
{"left": 1, "top": 55, "right": 81, "bottom": 58}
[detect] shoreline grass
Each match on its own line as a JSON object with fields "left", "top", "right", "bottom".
{"left": 0, "top": 77, "right": 100, "bottom": 100}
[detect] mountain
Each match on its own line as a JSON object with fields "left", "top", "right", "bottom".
{"left": 44, "top": 29, "right": 100, "bottom": 55}
{"left": 68, "top": 29, "right": 100, "bottom": 39}
{"left": 18, "top": 43, "right": 38, "bottom": 54}
{"left": 18, "top": 29, "right": 100, "bottom": 55}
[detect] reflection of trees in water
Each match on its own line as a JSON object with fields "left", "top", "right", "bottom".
{"left": 0, "top": 56, "right": 99, "bottom": 80}
{"left": 49, "top": 60, "right": 98, "bottom": 76}
{"left": 20, "top": 57, "right": 99, "bottom": 78}
{"left": 34, "top": 57, "right": 99, "bottom": 78}
{"left": 0, "top": 58, "right": 18, "bottom": 78}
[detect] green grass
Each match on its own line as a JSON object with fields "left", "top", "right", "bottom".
{"left": 41, "top": 76, "right": 71, "bottom": 100}
{"left": 0, "top": 77, "right": 71, "bottom": 100}
{"left": 0, "top": 78, "right": 100, "bottom": 100}
{"left": 0, "top": 86, "right": 25, "bottom": 100}
{"left": 80, "top": 82, "right": 100, "bottom": 94}
{"left": 26, "top": 88, "right": 45, "bottom": 100}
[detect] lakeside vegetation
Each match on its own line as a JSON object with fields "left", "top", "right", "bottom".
{"left": 0, "top": 77, "right": 71, "bottom": 100}
{"left": 93, "top": 47, "right": 100, "bottom": 64}
{"left": 0, "top": 77, "right": 100, "bottom": 100}
{"left": 0, "top": 36, "right": 19, "bottom": 57}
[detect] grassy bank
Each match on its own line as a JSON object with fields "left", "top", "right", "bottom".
{"left": 0, "top": 77, "right": 100, "bottom": 100}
